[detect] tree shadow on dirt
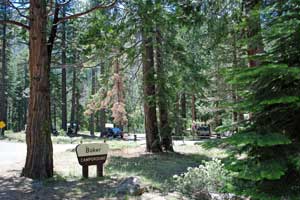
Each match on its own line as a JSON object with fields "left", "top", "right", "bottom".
{"left": 0, "top": 152, "right": 209, "bottom": 199}
{"left": 106, "top": 152, "right": 210, "bottom": 186}
{"left": 0, "top": 173, "right": 121, "bottom": 200}
{"left": 0, "top": 174, "right": 33, "bottom": 200}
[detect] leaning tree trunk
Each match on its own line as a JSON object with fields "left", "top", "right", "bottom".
{"left": 22, "top": 0, "right": 53, "bottom": 179}
{"left": 156, "top": 29, "right": 173, "bottom": 152}
{"left": 0, "top": 2, "right": 8, "bottom": 136}
{"left": 142, "top": 28, "right": 161, "bottom": 152}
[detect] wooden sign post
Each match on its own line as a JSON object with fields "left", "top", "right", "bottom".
{"left": 75, "top": 143, "right": 109, "bottom": 178}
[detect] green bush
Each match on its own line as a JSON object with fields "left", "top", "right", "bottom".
{"left": 172, "top": 158, "right": 231, "bottom": 196}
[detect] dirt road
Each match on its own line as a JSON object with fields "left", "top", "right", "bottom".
{"left": 0, "top": 141, "right": 76, "bottom": 174}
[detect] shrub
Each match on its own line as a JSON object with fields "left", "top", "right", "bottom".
{"left": 172, "top": 158, "right": 231, "bottom": 197}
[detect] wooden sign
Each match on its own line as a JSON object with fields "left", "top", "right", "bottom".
{"left": 75, "top": 143, "right": 109, "bottom": 178}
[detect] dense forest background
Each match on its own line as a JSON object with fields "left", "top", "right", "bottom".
{"left": 0, "top": 0, "right": 300, "bottom": 199}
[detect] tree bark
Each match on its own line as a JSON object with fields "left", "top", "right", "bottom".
{"left": 244, "top": 0, "right": 263, "bottom": 120}
{"left": 53, "top": 100, "right": 57, "bottom": 129}
{"left": 75, "top": 88, "right": 80, "bottom": 127}
{"left": 70, "top": 66, "right": 77, "bottom": 124}
{"left": 22, "top": 0, "right": 53, "bottom": 179}
{"left": 142, "top": 27, "right": 161, "bottom": 152}
{"left": 61, "top": 6, "right": 67, "bottom": 131}
{"left": 244, "top": 0, "right": 263, "bottom": 68}
{"left": 175, "top": 94, "right": 180, "bottom": 135}
{"left": 23, "top": 63, "right": 29, "bottom": 130}
{"left": 95, "top": 70, "right": 100, "bottom": 132}
{"left": 191, "top": 94, "right": 196, "bottom": 122}
{"left": 232, "top": 30, "right": 239, "bottom": 124}
{"left": 232, "top": 91, "right": 238, "bottom": 123}
{"left": 99, "top": 65, "right": 106, "bottom": 133}
{"left": 156, "top": 29, "right": 173, "bottom": 152}
{"left": 181, "top": 93, "right": 187, "bottom": 131}
{"left": 0, "top": 2, "right": 8, "bottom": 136}
{"left": 89, "top": 67, "right": 96, "bottom": 136}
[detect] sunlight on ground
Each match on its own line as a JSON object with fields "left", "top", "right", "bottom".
{"left": 0, "top": 132, "right": 229, "bottom": 199}
{"left": 52, "top": 141, "right": 228, "bottom": 188}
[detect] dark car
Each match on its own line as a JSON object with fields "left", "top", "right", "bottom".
{"left": 52, "top": 128, "right": 59, "bottom": 136}
{"left": 67, "top": 122, "right": 79, "bottom": 136}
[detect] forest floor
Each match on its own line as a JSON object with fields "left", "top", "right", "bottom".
{"left": 0, "top": 132, "right": 227, "bottom": 200}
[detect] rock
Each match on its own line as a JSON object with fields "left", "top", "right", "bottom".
{"left": 141, "top": 191, "right": 189, "bottom": 200}
{"left": 116, "top": 177, "right": 145, "bottom": 196}
{"left": 166, "top": 192, "right": 189, "bottom": 200}
{"left": 141, "top": 193, "right": 166, "bottom": 200}
{"left": 193, "top": 191, "right": 212, "bottom": 200}
{"left": 210, "top": 193, "right": 247, "bottom": 200}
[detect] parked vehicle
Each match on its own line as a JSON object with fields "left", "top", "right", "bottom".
{"left": 196, "top": 125, "right": 211, "bottom": 138}
{"left": 100, "top": 123, "right": 123, "bottom": 138}
{"left": 67, "top": 122, "right": 79, "bottom": 136}
{"left": 51, "top": 128, "right": 59, "bottom": 136}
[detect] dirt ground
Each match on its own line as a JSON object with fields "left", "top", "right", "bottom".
{"left": 0, "top": 144, "right": 191, "bottom": 200}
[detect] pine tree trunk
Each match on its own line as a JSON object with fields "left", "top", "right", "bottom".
{"left": 142, "top": 28, "right": 161, "bottom": 152}
{"left": 191, "top": 95, "right": 196, "bottom": 121}
{"left": 244, "top": 0, "right": 263, "bottom": 120}
{"left": 156, "top": 29, "right": 173, "bottom": 152}
{"left": 95, "top": 71, "right": 100, "bottom": 132}
{"left": 52, "top": 97, "right": 57, "bottom": 129}
{"left": 99, "top": 65, "right": 106, "bottom": 133}
{"left": 7, "top": 104, "right": 11, "bottom": 129}
{"left": 181, "top": 93, "right": 187, "bottom": 131}
{"left": 75, "top": 89, "right": 80, "bottom": 126}
{"left": 232, "top": 30, "right": 239, "bottom": 125}
{"left": 0, "top": 2, "right": 8, "bottom": 136}
{"left": 23, "top": 63, "right": 29, "bottom": 130}
{"left": 99, "top": 108, "right": 106, "bottom": 132}
{"left": 244, "top": 0, "right": 263, "bottom": 67}
{"left": 232, "top": 91, "right": 238, "bottom": 123}
{"left": 175, "top": 94, "right": 180, "bottom": 135}
{"left": 22, "top": 0, "right": 53, "bottom": 179}
{"left": 61, "top": 7, "right": 67, "bottom": 131}
{"left": 89, "top": 67, "right": 96, "bottom": 136}
{"left": 70, "top": 67, "right": 77, "bottom": 124}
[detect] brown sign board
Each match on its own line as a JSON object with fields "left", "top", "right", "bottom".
{"left": 76, "top": 143, "right": 109, "bottom": 165}
{"left": 75, "top": 143, "right": 109, "bottom": 178}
